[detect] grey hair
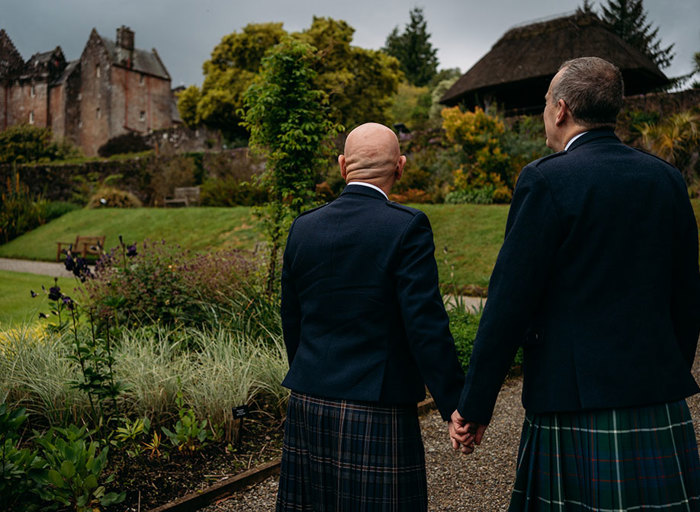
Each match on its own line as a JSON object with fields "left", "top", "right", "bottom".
{"left": 551, "top": 57, "right": 624, "bottom": 128}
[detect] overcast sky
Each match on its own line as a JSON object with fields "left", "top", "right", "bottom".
{"left": 2, "top": 0, "right": 698, "bottom": 88}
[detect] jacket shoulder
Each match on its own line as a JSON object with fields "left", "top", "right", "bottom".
{"left": 530, "top": 151, "right": 566, "bottom": 169}
{"left": 385, "top": 201, "right": 423, "bottom": 217}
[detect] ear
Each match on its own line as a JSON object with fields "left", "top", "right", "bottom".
{"left": 555, "top": 99, "right": 568, "bottom": 126}
{"left": 338, "top": 155, "right": 348, "bottom": 181}
{"left": 394, "top": 155, "right": 406, "bottom": 181}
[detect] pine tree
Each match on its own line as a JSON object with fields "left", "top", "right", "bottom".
{"left": 600, "top": 0, "right": 674, "bottom": 69}
{"left": 383, "top": 7, "right": 439, "bottom": 87}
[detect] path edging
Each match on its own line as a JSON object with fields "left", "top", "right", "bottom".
{"left": 147, "top": 397, "right": 437, "bottom": 512}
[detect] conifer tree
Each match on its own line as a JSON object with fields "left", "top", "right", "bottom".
{"left": 599, "top": 0, "right": 674, "bottom": 69}
{"left": 383, "top": 7, "right": 439, "bottom": 87}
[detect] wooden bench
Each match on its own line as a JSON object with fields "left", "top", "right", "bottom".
{"left": 164, "top": 186, "right": 200, "bottom": 207}
{"left": 56, "top": 235, "right": 106, "bottom": 261}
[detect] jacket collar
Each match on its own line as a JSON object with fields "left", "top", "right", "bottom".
{"left": 340, "top": 184, "right": 388, "bottom": 201}
{"left": 566, "top": 128, "right": 620, "bottom": 152}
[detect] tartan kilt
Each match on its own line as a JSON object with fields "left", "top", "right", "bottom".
{"left": 509, "top": 399, "right": 700, "bottom": 511}
{"left": 276, "top": 391, "right": 427, "bottom": 512}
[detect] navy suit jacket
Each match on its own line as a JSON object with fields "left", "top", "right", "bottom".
{"left": 281, "top": 185, "right": 464, "bottom": 421}
{"left": 459, "top": 129, "right": 700, "bottom": 425}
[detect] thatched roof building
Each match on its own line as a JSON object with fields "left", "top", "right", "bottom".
{"left": 440, "top": 12, "right": 669, "bottom": 114}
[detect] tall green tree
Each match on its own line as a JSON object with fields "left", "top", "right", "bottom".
{"left": 298, "top": 17, "right": 401, "bottom": 129}
{"left": 383, "top": 7, "right": 439, "bottom": 87}
{"left": 600, "top": 0, "right": 674, "bottom": 69}
{"left": 179, "top": 18, "right": 400, "bottom": 141}
{"left": 242, "top": 38, "right": 340, "bottom": 295}
{"left": 177, "top": 23, "right": 287, "bottom": 142}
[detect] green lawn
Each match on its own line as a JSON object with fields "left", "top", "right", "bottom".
{"left": 0, "top": 207, "right": 262, "bottom": 261}
{"left": 0, "top": 270, "right": 77, "bottom": 327}
{"left": 0, "top": 204, "right": 509, "bottom": 290}
{"left": 3, "top": 198, "right": 699, "bottom": 327}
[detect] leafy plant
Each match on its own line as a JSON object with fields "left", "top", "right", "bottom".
{"left": 242, "top": 37, "right": 341, "bottom": 295}
{"left": 161, "top": 388, "right": 212, "bottom": 453}
{"left": 33, "top": 424, "right": 125, "bottom": 511}
{"left": 111, "top": 416, "right": 151, "bottom": 458}
{"left": 0, "top": 404, "right": 46, "bottom": 511}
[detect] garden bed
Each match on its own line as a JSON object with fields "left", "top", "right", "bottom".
{"left": 110, "top": 411, "right": 284, "bottom": 511}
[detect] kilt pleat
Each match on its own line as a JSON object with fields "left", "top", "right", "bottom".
{"left": 509, "top": 400, "right": 700, "bottom": 511}
{"left": 276, "top": 392, "right": 427, "bottom": 511}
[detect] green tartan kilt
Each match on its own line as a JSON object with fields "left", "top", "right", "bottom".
{"left": 510, "top": 399, "right": 700, "bottom": 511}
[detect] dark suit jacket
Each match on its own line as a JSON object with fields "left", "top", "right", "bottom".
{"left": 281, "top": 184, "right": 464, "bottom": 420}
{"left": 459, "top": 129, "right": 700, "bottom": 425}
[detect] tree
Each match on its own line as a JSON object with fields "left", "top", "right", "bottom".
{"left": 383, "top": 7, "right": 439, "bottom": 87}
{"left": 600, "top": 0, "right": 674, "bottom": 69}
{"left": 179, "top": 18, "right": 401, "bottom": 140}
{"left": 242, "top": 38, "right": 340, "bottom": 294}
{"left": 296, "top": 17, "right": 401, "bottom": 128}
{"left": 177, "top": 23, "right": 287, "bottom": 141}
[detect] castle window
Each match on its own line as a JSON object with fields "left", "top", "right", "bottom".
{"left": 139, "top": 74, "right": 145, "bottom": 85}
{"left": 96, "top": 107, "right": 101, "bottom": 119}
{"left": 139, "top": 110, "right": 146, "bottom": 122}
{"left": 29, "top": 111, "right": 34, "bottom": 124}
{"left": 96, "top": 64, "right": 101, "bottom": 78}
{"left": 77, "top": 93, "right": 82, "bottom": 101}
{"left": 30, "top": 85, "right": 35, "bottom": 97}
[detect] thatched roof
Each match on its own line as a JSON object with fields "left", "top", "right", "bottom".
{"left": 441, "top": 12, "right": 669, "bottom": 114}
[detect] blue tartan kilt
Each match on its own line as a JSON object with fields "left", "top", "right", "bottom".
{"left": 276, "top": 391, "right": 427, "bottom": 512}
{"left": 510, "top": 399, "right": 700, "bottom": 511}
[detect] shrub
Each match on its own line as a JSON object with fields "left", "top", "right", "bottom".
{"left": 98, "top": 132, "right": 152, "bottom": 157}
{"left": 0, "top": 172, "right": 45, "bottom": 243}
{"left": 147, "top": 154, "right": 198, "bottom": 206}
{"left": 40, "top": 201, "right": 82, "bottom": 221}
{"left": 80, "top": 240, "right": 258, "bottom": 330}
{"left": 86, "top": 186, "right": 143, "bottom": 208}
{"left": 0, "top": 124, "right": 80, "bottom": 164}
{"left": 389, "top": 188, "right": 433, "bottom": 203}
{"left": 200, "top": 176, "right": 269, "bottom": 206}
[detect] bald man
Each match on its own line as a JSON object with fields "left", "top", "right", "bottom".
{"left": 276, "top": 123, "right": 464, "bottom": 511}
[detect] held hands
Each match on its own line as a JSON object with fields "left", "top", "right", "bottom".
{"left": 448, "top": 410, "right": 487, "bottom": 455}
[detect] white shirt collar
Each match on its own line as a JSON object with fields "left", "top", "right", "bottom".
{"left": 565, "top": 131, "right": 588, "bottom": 151}
{"left": 346, "top": 182, "right": 388, "bottom": 200}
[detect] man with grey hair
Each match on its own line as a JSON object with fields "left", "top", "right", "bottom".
{"left": 277, "top": 122, "right": 464, "bottom": 511}
{"left": 451, "top": 57, "right": 700, "bottom": 510}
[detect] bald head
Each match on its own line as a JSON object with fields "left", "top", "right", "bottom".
{"left": 339, "top": 123, "right": 406, "bottom": 193}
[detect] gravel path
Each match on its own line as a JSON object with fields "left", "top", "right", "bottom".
{"left": 205, "top": 352, "right": 700, "bottom": 512}
{"left": 0, "top": 257, "right": 72, "bottom": 278}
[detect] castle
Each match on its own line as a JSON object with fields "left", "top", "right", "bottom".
{"left": 0, "top": 26, "right": 177, "bottom": 156}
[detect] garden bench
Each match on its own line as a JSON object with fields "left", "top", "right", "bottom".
{"left": 56, "top": 235, "right": 106, "bottom": 261}
{"left": 164, "top": 186, "right": 200, "bottom": 207}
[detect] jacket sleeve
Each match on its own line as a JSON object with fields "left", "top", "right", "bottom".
{"left": 671, "top": 187, "right": 700, "bottom": 368}
{"left": 458, "top": 166, "right": 562, "bottom": 425}
{"left": 394, "top": 211, "right": 465, "bottom": 421}
{"left": 281, "top": 224, "right": 301, "bottom": 365}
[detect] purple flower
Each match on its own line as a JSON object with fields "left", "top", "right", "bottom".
{"left": 61, "top": 296, "right": 75, "bottom": 310}
{"left": 30, "top": 290, "right": 37, "bottom": 298}
{"left": 127, "top": 244, "right": 138, "bottom": 257}
{"left": 48, "top": 286, "right": 61, "bottom": 301}
{"left": 64, "top": 253, "right": 75, "bottom": 271}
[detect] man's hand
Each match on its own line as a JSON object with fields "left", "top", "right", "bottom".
{"left": 449, "top": 409, "right": 487, "bottom": 454}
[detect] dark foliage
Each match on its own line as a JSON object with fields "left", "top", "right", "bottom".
{"left": 98, "top": 132, "right": 152, "bottom": 157}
